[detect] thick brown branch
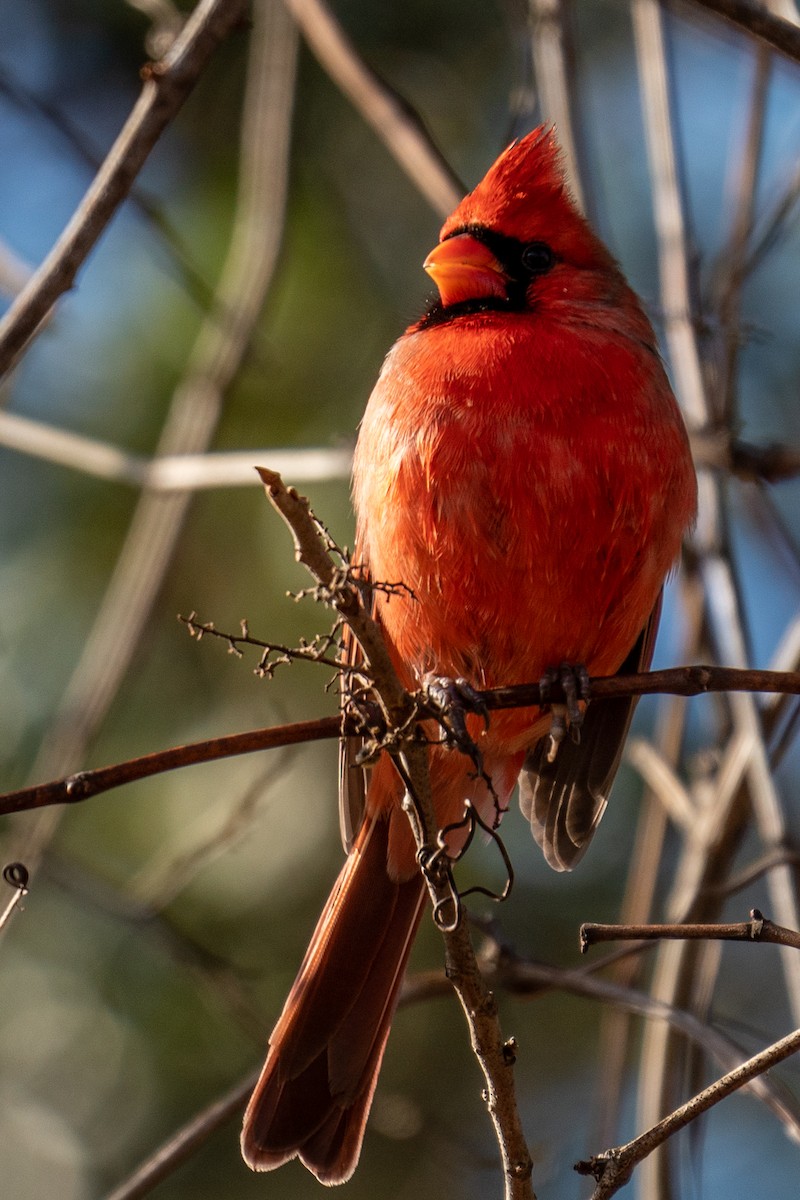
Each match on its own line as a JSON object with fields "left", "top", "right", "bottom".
{"left": 2, "top": 665, "right": 799, "bottom": 818}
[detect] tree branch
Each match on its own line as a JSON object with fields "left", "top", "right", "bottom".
{"left": 576, "top": 1023, "right": 800, "bottom": 1198}
{"left": 1, "top": 665, "right": 799, "bottom": 818}
{"left": 581, "top": 908, "right": 800, "bottom": 953}
{"left": 0, "top": 0, "right": 248, "bottom": 377}
{"left": 257, "top": 468, "right": 535, "bottom": 1200}
{"left": 679, "top": 0, "right": 800, "bottom": 63}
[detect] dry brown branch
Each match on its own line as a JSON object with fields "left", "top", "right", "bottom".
{"left": 0, "top": 0, "right": 248, "bottom": 377}
{"left": 0, "top": 718, "right": 340, "bottom": 817}
{"left": 680, "top": 0, "right": 800, "bottom": 62}
{"left": 2, "top": 663, "right": 799, "bottom": 819}
{"left": 180, "top": 611, "right": 345, "bottom": 673}
{"left": 581, "top": 909, "right": 800, "bottom": 952}
{"left": 576, "top": 1024, "right": 800, "bottom": 1199}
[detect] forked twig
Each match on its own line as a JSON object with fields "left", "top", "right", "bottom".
{"left": 257, "top": 467, "right": 535, "bottom": 1200}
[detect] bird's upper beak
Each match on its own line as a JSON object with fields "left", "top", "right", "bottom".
{"left": 423, "top": 233, "right": 509, "bottom": 308}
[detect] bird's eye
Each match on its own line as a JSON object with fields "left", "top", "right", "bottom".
{"left": 521, "top": 242, "right": 555, "bottom": 275}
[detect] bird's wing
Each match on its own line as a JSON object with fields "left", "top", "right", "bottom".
{"left": 518, "top": 592, "right": 663, "bottom": 872}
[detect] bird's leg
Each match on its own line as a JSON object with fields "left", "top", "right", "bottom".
{"left": 539, "top": 662, "right": 591, "bottom": 762}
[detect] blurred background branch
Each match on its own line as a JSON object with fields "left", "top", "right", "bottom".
{"left": 1, "top": 1, "right": 799, "bottom": 1197}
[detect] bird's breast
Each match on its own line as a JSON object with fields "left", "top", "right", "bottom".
{"left": 352, "top": 320, "right": 695, "bottom": 708}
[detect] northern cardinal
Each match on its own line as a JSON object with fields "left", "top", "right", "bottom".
{"left": 241, "top": 127, "right": 697, "bottom": 1183}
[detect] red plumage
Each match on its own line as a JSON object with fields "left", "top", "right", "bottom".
{"left": 242, "top": 126, "right": 697, "bottom": 1183}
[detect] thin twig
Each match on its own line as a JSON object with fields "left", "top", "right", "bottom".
{"left": 0, "top": 718, "right": 340, "bottom": 817}
{"left": 576, "top": 1024, "right": 800, "bottom": 1199}
{"left": 3, "top": 664, "right": 800, "bottom": 818}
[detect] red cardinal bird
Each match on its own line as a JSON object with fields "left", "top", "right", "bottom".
{"left": 241, "top": 127, "right": 697, "bottom": 1183}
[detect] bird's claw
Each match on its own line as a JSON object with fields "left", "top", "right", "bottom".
{"left": 540, "top": 662, "right": 590, "bottom": 761}
{"left": 421, "top": 674, "right": 489, "bottom": 765}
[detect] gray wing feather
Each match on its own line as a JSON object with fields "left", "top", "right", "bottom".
{"left": 519, "top": 596, "right": 663, "bottom": 872}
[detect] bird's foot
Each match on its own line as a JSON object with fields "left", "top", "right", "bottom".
{"left": 420, "top": 674, "right": 489, "bottom": 768}
{"left": 539, "top": 663, "right": 590, "bottom": 762}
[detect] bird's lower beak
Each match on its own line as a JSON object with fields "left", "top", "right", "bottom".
{"left": 423, "top": 233, "right": 509, "bottom": 308}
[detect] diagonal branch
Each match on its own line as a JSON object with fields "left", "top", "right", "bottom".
{"left": 0, "top": 0, "right": 248, "bottom": 377}
{"left": 680, "top": 0, "right": 800, "bottom": 62}
{"left": 576, "top": 1024, "right": 800, "bottom": 1198}
{"left": 282, "top": 0, "right": 463, "bottom": 216}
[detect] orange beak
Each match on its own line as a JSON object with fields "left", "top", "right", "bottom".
{"left": 423, "top": 233, "right": 509, "bottom": 308}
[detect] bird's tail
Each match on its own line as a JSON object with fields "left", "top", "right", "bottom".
{"left": 241, "top": 809, "right": 426, "bottom": 1184}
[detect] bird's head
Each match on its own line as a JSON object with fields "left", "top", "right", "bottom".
{"left": 423, "top": 126, "right": 621, "bottom": 321}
